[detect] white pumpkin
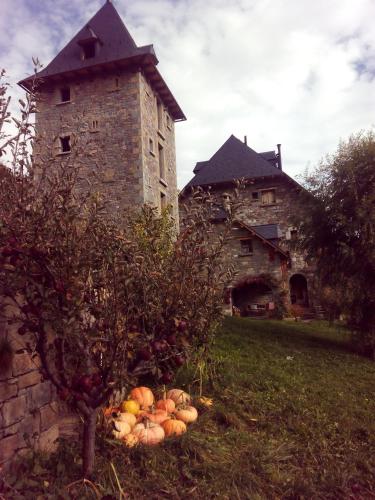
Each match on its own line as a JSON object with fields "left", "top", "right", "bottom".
{"left": 112, "top": 420, "right": 131, "bottom": 439}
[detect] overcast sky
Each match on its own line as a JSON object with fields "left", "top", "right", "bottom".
{"left": 1, "top": 0, "right": 374, "bottom": 188}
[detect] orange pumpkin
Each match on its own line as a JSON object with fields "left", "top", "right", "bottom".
{"left": 162, "top": 418, "right": 187, "bottom": 437}
{"left": 175, "top": 406, "right": 198, "bottom": 424}
{"left": 156, "top": 398, "right": 176, "bottom": 414}
{"left": 142, "top": 409, "right": 169, "bottom": 425}
{"left": 130, "top": 386, "right": 154, "bottom": 409}
{"left": 133, "top": 421, "right": 165, "bottom": 445}
{"left": 117, "top": 412, "right": 137, "bottom": 428}
{"left": 167, "top": 389, "right": 191, "bottom": 405}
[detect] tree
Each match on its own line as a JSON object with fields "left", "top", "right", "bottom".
{"left": 294, "top": 130, "right": 375, "bottom": 357}
{"left": 0, "top": 69, "right": 234, "bottom": 477}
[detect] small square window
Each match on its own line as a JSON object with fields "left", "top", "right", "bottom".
{"left": 60, "top": 87, "right": 70, "bottom": 103}
{"left": 83, "top": 42, "right": 96, "bottom": 59}
{"left": 91, "top": 119, "right": 99, "bottom": 131}
{"left": 252, "top": 191, "right": 259, "bottom": 201}
{"left": 240, "top": 239, "right": 253, "bottom": 255}
{"left": 290, "top": 229, "right": 298, "bottom": 240}
{"left": 60, "top": 136, "right": 71, "bottom": 153}
{"left": 261, "top": 189, "right": 276, "bottom": 205}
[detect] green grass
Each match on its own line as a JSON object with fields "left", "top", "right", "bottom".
{"left": 4, "top": 318, "right": 375, "bottom": 499}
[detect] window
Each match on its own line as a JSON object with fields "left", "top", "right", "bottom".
{"left": 157, "top": 100, "right": 163, "bottom": 131}
{"left": 83, "top": 42, "right": 96, "bottom": 59}
{"left": 261, "top": 189, "right": 276, "bottom": 205}
{"left": 60, "top": 136, "right": 71, "bottom": 153}
{"left": 240, "top": 239, "right": 253, "bottom": 255}
{"left": 60, "top": 87, "right": 70, "bottom": 103}
{"left": 290, "top": 229, "right": 298, "bottom": 241}
{"left": 160, "top": 191, "right": 167, "bottom": 211}
{"left": 91, "top": 119, "right": 99, "bottom": 131}
{"left": 158, "top": 143, "right": 165, "bottom": 179}
{"left": 252, "top": 191, "right": 259, "bottom": 201}
{"left": 149, "top": 138, "right": 154, "bottom": 155}
{"left": 166, "top": 114, "right": 171, "bottom": 129}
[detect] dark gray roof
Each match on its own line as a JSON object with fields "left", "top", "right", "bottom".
{"left": 22, "top": 2, "right": 152, "bottom": 80}
{"left": 252, "top": 224, "right": 283, "bottom": 240}
{"left": 18, "top": 1, "right": 185, "bottom": 120}
{"left": 183, "top": 135, "right": 284, "bottom": 190}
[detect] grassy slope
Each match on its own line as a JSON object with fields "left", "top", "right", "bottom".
{"left": 5, "top": 318, "right": 375, "bottom": 499}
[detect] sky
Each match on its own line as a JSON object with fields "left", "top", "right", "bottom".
{"left": 1, "top": 0, "right": 375, "bottom": 188}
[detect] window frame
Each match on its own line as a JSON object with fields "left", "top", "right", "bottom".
{"left": 260, "top": 188, "right": 276, "bottom": 205}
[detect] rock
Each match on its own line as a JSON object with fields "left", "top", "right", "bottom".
{"left": 2, "top": 395, "right": 27, "bottom": 427}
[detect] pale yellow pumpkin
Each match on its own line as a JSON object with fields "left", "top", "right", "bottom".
{"left": 167, "top": 389, "right": 191, "bottom": 405}
{"left": 116, "top": 412, "right": 137, "bottom": 428}
{"left": 162, "top": 418, "right": 187, "bottom": 437}
{"left": 130, "top": 386, "right": 154, "bottom": 409}
{"left": 112, "top": 420, "right": 131, "bottom": 439}
{"left": 132, "top": 421, "right": 165, "bottom": 445}
{"left": 175, "top": 406, "right": 198, "bottom": 424}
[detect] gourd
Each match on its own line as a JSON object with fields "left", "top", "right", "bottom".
{"left": 121, "top": 399, "right": 140, "bottom": 415}
{"left": 175, "top": 406, "right": 198, "bottom": 424}
{"left": 112, "top": 420, "right": 131, "bottom": 439}
{"left": 122, "top": 433, "right": 139, "bottom": 448}
{"left": 130, "top": 386, "right": 154, "bottom": 409}
{"left": 116, "top": 412, "right": 137, "bottom": 428}
{"left": 167, "top": 389, "right": 191, "bottom": 405}
{"left": 155, "top": 398, "right": 176, "bottom": 414}
{"left": 162, "top": 418, "right": 187, "bottom": 437}
{"left": 132, "top": 421, "right": 165, "bottom": 445}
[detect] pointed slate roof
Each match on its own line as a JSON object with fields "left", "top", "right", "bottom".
{"left": 182, "top": 135, "right": 285, "bottom": 190}
{"left": 18, "top": 1, "right": 185, "bottom": 121}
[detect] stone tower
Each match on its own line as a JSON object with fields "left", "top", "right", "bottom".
{"left": 18, "top": 0, "right": 185, "bottom": 221}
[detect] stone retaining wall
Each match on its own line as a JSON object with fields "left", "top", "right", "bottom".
{"left": 0, "top": 311, "right": 59, "bottom": 470}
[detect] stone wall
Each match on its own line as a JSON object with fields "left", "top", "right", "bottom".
{"left": 140, "top": 73, "right": 179, "bottom": 224}
{"left": 34, "top": 67, "right": 179, "bottom": 225}
{"left": 180, "top": 177, "right": 319, "bottom": 314}
{"left": 0, "top": 306, "right": 59, "bottom": 469}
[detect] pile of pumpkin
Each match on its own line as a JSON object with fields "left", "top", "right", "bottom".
{"left": 104, "top": 386, "right": 197, "bottom": 447}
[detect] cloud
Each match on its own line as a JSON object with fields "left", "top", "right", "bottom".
{"left": 1, "top": 0, "right": 374, "bottom": 188}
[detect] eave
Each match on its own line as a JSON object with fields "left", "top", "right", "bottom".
{"left": 18, "top": 53, "right": 186, "bottom": 122}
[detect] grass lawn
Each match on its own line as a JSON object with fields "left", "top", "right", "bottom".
{"left": 4, "top": 318, "right": 375, "bottom": 499}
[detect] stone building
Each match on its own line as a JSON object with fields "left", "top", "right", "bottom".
{"left": 180, "top": 135, "right": 317, "bottom": 317}
{"left": 18, "top": 0, "right": 185, "bottom": 222}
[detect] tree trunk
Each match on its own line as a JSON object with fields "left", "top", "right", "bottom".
{"left": 82, "top": 408, "right": 98, "bottom": 478}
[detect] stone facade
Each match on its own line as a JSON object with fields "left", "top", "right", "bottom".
{"left": 34, "top": 68, "right": 179, "bottom": 222}
{"left": 0, "top": 308, "right": 59, "bottom": 469}
{"left": 181, "top": 177, "right": 317, "bottom": 317}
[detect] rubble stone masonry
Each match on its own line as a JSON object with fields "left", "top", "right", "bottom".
{"left": 0, "top": 309, "right": 59, "bottom": 470}
{"left": 34, "top": 68, "right": 179, "bottom": 223}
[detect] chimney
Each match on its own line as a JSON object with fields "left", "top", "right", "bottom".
{"left": 244, "top": 135, "right": 247, "bottom": 145}
{"left": 277, "top": 143, "right": 282, "bottom": 170}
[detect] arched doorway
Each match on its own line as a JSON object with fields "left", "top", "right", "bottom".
{"left": 232, "top": 278, "right": 274, "bottom": 317}
{"left": 289, "top": 274, "right": 309, "bottom": 307}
